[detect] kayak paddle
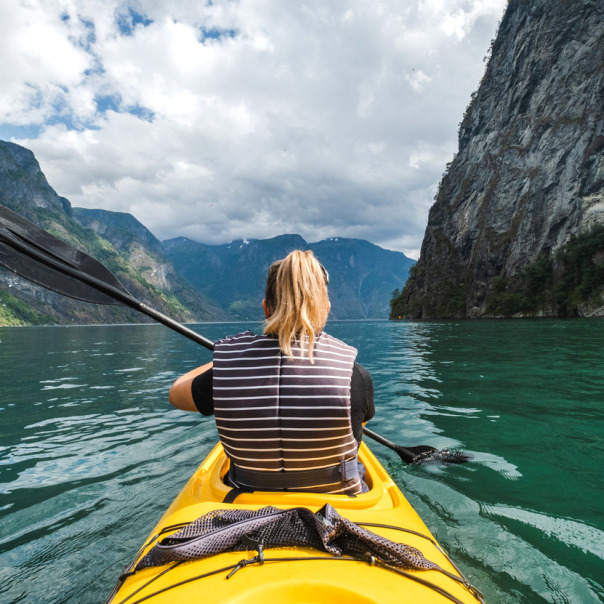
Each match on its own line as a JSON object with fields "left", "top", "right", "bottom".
{"left": 0, "top": 204, "right": 471, "bottom": 466}
{"left": 362, "top": 427, "right": 471, "bottom": 465}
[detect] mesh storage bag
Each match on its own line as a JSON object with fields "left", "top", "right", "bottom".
{"left": 136, "top": 503, "right": 440, "bottom": 573}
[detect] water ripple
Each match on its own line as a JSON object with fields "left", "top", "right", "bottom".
{"left": 0, "top": 320, "right": 603, "bottom": 603}
{"left": 485, "top": 505, "right": 604, "bottom": 560}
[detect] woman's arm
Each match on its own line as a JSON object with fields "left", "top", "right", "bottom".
{"left": 350, "top": 362, "right": 375, "bottom": 441}
{"left": 169, "top": 362, "right": 213, "bottom": 412}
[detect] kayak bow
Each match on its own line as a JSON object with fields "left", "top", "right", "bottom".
{"left": 107, "top": 443, "right": 483, "bottom": 604}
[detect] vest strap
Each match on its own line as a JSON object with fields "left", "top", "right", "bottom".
{"left": 230, "top": 458, "right": 359, "bottom": 491}
{"left": 222, "top": 487, "right": 253, "bottom": 503}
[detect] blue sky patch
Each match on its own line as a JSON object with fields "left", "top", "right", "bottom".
{"left": 94, "top": 96, "right": 154, "bottom": 123}
{"left": 199, "top": 27, "right": 237, "bottom": 42}
{"left": 46, "top": 105, "right": 80, "bottom": 131}
{"left": 95, "top": 95, "right": 121, "bottom": 113}
{"left": 0, "top": 124, "right": 42, "bottom": 141}
{"left": 126, "top": 104, "right": 155, "bottom": 122}
{"left": 117, "top": 7, "right": 154, "bottom": 36}
{"left": 77, "top": 18, "right": 96, "bottom": 49}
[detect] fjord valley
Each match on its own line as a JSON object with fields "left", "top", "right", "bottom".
{"left": 0, "top": 140, "right": 415, "bottom": 326}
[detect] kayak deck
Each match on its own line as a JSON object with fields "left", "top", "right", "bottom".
{"left": 108, "top": 443, "right": 483, "bottom": 603}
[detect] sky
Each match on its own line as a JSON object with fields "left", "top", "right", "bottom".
{"left": 0, "top": 0, "right": 507, "bottom": 259}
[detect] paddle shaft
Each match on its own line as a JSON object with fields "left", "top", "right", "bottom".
{"left": 2, "top": 223, "right": 214, "bottom": 351}
{"left": 362, "top": 427, "right": 418, "bottom": 463}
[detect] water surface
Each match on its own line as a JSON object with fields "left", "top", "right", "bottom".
{"left": 0, "top": 320, "right": 603, "bottom": 603}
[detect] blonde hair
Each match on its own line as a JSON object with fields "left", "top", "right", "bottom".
{"left": 263, "top": 250, "right": 330, "bottom": 361}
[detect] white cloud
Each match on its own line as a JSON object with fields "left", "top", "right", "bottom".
{"left": 0, "top": 0, "right": 507, "bottom": 259}
{"left": 0, "top": 2, "right": 92, "bottom": 124}
{"left": 405, "top": 69, "right": 432, "bottom": 93}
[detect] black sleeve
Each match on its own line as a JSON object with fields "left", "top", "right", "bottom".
{"left": 191, "top": 368, "right": 214, "bottom": 416}
{"left": 350, "top": 362, "right": 375, "bottom": 442}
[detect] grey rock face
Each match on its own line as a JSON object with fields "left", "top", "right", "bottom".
{"left": 72, "top": 208, "right": 162, "bottom": 252}
{"left": 0, "top": 141, "right": 224, "bottom": 324}
{"left": 0, "top": 141, "right": 70, "bottom": 217}
{"left": 401, "top": 0, "right": 603, "bottom": 318}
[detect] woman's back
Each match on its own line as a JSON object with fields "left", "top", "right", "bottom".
{"left": 213, "top": 330, "right": 361, "bottom": 493}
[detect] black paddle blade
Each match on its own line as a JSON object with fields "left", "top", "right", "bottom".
{"left": 362, "top": 427, "right": 471, "bottom": 466}
{"left": 0, "top": 204, "right": 216, "bottom": 350}
{"left": 0, "top": 205, "right": 128, "bottom": 305}
{"left": 403, "top": 446, "right": 473, "bottom": 466}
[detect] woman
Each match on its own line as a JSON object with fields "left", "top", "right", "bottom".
{"left": 169, "top": 250, "right": 374, "bottom": 494}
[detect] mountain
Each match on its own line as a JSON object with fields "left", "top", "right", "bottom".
{"left": 392, "top": 0, "right": 604, "bottom": 319}
{"left": 163, "top": 235, "right": 415, "bottom": 320}
{"left": 162, "top": 234, "right": 307, "bottom": 319}
{"left": 0, "top": 140, "right": 414, "bottom": 325}
{"left": 310, "top": 238, "right": 414, "bottom": 319}
{"left": 0, "top": 140, "right": 225, "bottom": 325}
{"left": 72, "top": 207, "right": 163, "bottom": 253}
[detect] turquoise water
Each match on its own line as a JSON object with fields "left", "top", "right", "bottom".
{"left": 0, "top": 320, "right": 603, "bottom": 603}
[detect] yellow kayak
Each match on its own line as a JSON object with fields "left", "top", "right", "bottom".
{"left": 107, "top": 443, "right": 483, "bottom": 604}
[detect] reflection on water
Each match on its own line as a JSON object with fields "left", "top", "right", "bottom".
{"left": 0, "top": 320, "right": 603, "bottom": 603}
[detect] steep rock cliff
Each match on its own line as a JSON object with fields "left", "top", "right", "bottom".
{"left": 0, "top": 141, "right": 223, "bottom": 325}
{"left": 396, "top": 0, "right": 603, "bottom": 319}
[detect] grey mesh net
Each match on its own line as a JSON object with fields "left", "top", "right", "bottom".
{"left": 136, "top": 503, "right": 440, "bottom": 572}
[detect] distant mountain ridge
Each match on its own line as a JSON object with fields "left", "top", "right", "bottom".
{"left": 72, "top": 207, "right": 163, "bottom": 252}
{"left": 0, "top": 140, "right": 414, "bottom": 325}
{"left": 163, "top": 234, "right": 414, "bottom": 320}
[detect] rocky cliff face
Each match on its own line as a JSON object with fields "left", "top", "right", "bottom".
{"left": 0, "top": 141, "right": 71, "bottom": 219}
{"left": 396, "top": 0, "right": 603, "bottom": 319}
{"left": 0, "top": 141, "right": 224, "bottom": 325}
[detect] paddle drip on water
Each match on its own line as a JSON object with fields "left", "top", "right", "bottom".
{"left": 410, "top": 448, "right": 473, "bottom": 465}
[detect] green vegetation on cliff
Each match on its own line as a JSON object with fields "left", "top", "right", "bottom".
{"left": 391, "top": 225, "right": 604, "bottom": 319}
{"left": 486, "top": 225, "right": 604, "bottom": 317}
{"left": 0, "top": 289, "right": 55, "bottom": 326}
{"left": 389, "top": 267, "right": 465, "bottom": 319}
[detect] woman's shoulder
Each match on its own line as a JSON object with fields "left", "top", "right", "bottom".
{"left": 318, "top": 332, "right": 358, "bottom": 356}
{"left": 215, "top": 330, "right": 274, "bottom": 348}
{"left": 215, "top": 330, "right": 255, "bottom": 343}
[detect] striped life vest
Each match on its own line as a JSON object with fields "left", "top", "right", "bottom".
{"left": 212, "top": 330, "right": 361, "bottom": 494}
